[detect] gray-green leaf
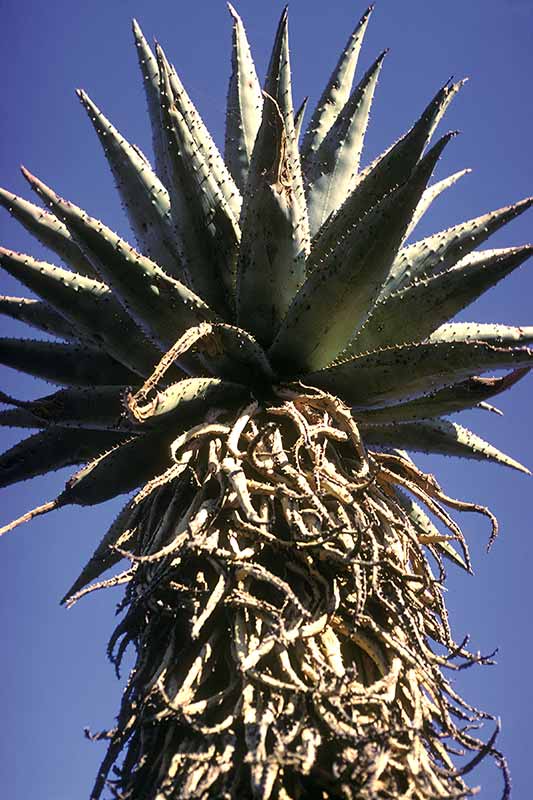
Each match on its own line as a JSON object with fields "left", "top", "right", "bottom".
{"left": 362, "top": 418, "right": 530, "bottom": 474}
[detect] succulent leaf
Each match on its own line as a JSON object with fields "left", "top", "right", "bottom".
{"left": 236, "top": 97, "right": 309, "bottom": 345}
{"left": 60, "top": 497, "right": 142, "bottom": 605}
{"left": 0, "top": 427, "right": 128, "bottom": 488}
{"left": 346, "top": 245, "right": 533, "bottom": 355}
{"left": 236, "top": 9, "right": 310, "bottom": 345}
{"left": 0, "top": 407, "right": 45, "bottom": 428}
{"left": 386, "top": 196, "right": 533, "bottom": 294}
{"left": 312, "top": 79, "right": 465, "bottom": 262}
{"left": 354, "top": 369, "right": 530, "bottom": 423}
{"left": 0, "top": 187, "right": 97, "bottom": 278}
{"left": 160, "top": 47, "right": 242, "bottom": 221}
{"left": 60, "top": 429, "right": 178, "bottom": 507}
{"left": 0, "top": 248, "right": 169, "bottom": 378}
{"left": 1, "top": 431, "right": 177, "bottom": 533}
{"left": 402, "top": 168, "right": 472, "bottom": 245}
{"left": 306, "top": 339, "right": 533, "bottom": 408}
{"left": 270, "top": 132, "right": 456, "bottom": 373}
{"left": 225, "top": 3, "right": 263, "bottom": 193}
{"left": 0, "top": 386, "right": 130, "bottom": 431}
{"left": 157, "top": 48, "right": 239, "bottom": 315}
{"left": 262, "top": 8, "right": 309, "bottom": 247}
{"left": 304, "top": 49, "right": 387, "bottom": 237}
{"left": 22, "top": 167, "right": 216, "bottom": 351}
{"left": 294, "top": 96, "right": 308, "bottom": 142}
{"left": 429, "top": 322, "right": 533, "bottom": 347}
{"left": 362, "top": 418, "right": 530, "bottom": 474}
{"left": 0, "top": 338, "right": 138, "bottom": 387}
{"left": 131, "top": 19, "right": 170, "bottom": 186}
{"left": 0, "top": 295, "right": 81, "bottom": 341}
{"left": 76, "top": 89, "right": 183, "bottom": 279}
{"left": 301, "top": 5, "right": 374, "bottom": 163}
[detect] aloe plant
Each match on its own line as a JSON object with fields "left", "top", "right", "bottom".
{"left": 1, "top": 4, "right": 530, "bottom": 798}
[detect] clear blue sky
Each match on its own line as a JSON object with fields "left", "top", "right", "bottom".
{"left": 1, "top": 1, "right": 532, "bottom": 797}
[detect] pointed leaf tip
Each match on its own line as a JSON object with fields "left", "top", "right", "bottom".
{"left": 301, "top": 2, "right": 375, "bottom": 168}
{"left": 304, "top": 46, "right": 388, "bottom": 234}
{"left": 20, "top": 165, "right": 49, "bottom": 196}
{"left": 225, "top": 4, "right": 263, "bottom": 191}
{"left": 363, "top": 419, "right": 531, "bottom": 475}
{"left": 27, "top": 108, "right": 185, "bottom": 281}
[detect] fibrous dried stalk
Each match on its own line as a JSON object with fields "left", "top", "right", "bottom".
{"left": 73, "top": 389, "right": 508, "bottom": 800}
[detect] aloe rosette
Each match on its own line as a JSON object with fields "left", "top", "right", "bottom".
{"left": 0, "top": 5, "right": 531, "bottom": 799}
